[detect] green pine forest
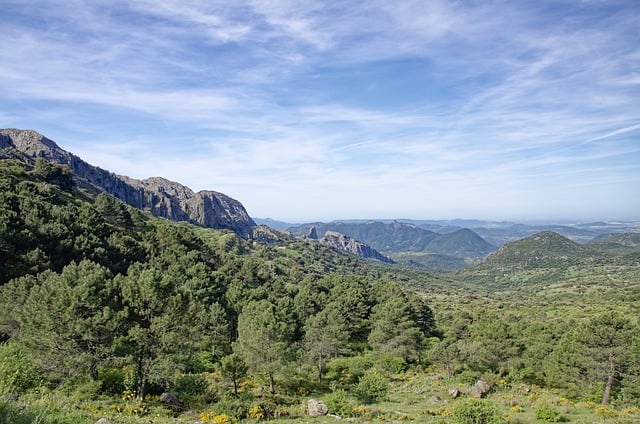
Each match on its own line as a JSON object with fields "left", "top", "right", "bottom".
{"left": 1, "top": 157, "right": 640, "bottom": 424}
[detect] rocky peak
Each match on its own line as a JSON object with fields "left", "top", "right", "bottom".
{"left": 1, "top": 128, "right": 256, "bottom": 236}
{"left": 306, "top": 226, "right": 319, "bottom": 239}
{"left": 320, "top": 231, "right": 395, "bottom": 264}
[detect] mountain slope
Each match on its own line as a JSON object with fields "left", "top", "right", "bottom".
{"left": 424, "top": 228, "right": 495, "bottom": 259}
{"left": 0, "top": 129, "right": 255, "bottom": 235}
{"left": 448, "top": 231, "right": 628, "bottom": 292}
{"left": 481, "top": 231, "right": 593, "bottom": 271}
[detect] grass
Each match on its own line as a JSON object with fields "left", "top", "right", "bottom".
{"left": 3, "top": 372, "right": 639, "bottom": 424}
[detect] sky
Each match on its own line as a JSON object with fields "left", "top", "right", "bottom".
{"left": 1, "top": 1, "right": 639, "bottom": 222}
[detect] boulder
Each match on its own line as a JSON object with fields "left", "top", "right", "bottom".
{"left": 307, "top": 399, "right": 329, "bottom": 417}
{"left": 95, "top": 419, "right": 111, "bottom": 424}
{"left": 159, "top": 392, "right": 183, "bottom": 408}
{"left": 470, "top": 380, "right": 491, "bottom": 398}
{"left": 427, "top": 395, "right": 442, "bottom": 403}
{"left": 448, "top": 388, "right": 460, "bottom": 398}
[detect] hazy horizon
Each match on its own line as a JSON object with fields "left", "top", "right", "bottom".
{"left": 2, "top": 1, "right": 639, "bottom": 222}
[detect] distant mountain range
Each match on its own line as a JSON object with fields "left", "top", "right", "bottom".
{"left": 3, "top": 128, "right": 638, "bottom": 269}
{"left": 288, "top": 220, "right": 496, "bottom": 257}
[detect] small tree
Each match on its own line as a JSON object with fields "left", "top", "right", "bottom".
{"left": 234, "top": 299, "right": 293, "bottom": 393}
{"left": 220, "top": 353, "right": 248, "bottom": 394}
{"left": 304, "top": 306, "right": 347, "bottom": 383}
{"left": 368, "top": 297, "right": 424, "bottom": 362}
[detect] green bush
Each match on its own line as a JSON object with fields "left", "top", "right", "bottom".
{"left": 0, "top": 342, "right": 42, "bottom": 394}
{"left": 325, "top": 356, "right": 372, "bottom": 386}
{"left": 369, "top": 353, "right": 408, "bottom": 374}
{"left": 452, "top": 399, "right": 505, "bottom": 424}
{"left": 172, "top": 373, "right": 208, "bottom": 397}
{"left": 535, "top": 401, "right": 561, "bottom": 422}
{"left": 99, "top": 367, "right": 125, "bottom": 395}
{"left": 324, "top": 389, "right": 355, "bottom": 417}
{"left": 353, "top": 373, "right": 389, "bottom": 404}
{"left": 0, "top": 397, "right": 49, "bottom": 424}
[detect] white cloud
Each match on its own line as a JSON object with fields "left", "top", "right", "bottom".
{"left": 1, "top": 0, "right": 639, "bottom": 220}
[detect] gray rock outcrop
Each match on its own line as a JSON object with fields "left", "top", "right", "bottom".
{"left": 306, "top": 226, "right": 319, "bottom": 240}
{"left": 307, "top": 399, "right": 329, "bottom": 417}
{"left": 320, "top": 231, "right": 395, "bottom": 264}
{"left": 0, "top": 129, "right": 255, "bottom": 236}
{"left": 469, "top": 380, "right": 491, "bottom": 398}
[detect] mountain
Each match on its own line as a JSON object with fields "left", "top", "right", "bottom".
{"left": 252, "top": 217, "right": 296, "bottom": 229}
{"left": 481, "top": 231, "right": 593, "bottom": 271}
{"left": 590, "top": 232, "right": 640, "bottom": 247}
{"left": 0, "top": 129, "right": 255, "bottom": 236}
{"left": 318, "top": 231, "right": 395, "bottom": 264}
{"left": 423, "top": 228, "right": 495, "bottom": 259}
{"left": 288, "top": 220, "right": 495, "bottom": 262}
{"left": 290, "top": 220, "right": 440, "bottom": 252}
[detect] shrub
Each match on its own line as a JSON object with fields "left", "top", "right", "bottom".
{"left": 594, "top": 405, "right": 618, "bottom": 419}
{"left": 535, "top": 401, "right": 561, "bottom": 422}
{"left": 325, "top": 356, "right": 372, "bottom": 386}
{"left": 99, "top": 367, "right": 125, "bottom": 395}
{"left": 353, "top": 372, "right": 389, "bottom": 404}
{"left": 324, "top": 389, "right": 355, "bottom": 417}
{"left": 0, "top": 342, "right": 42, "bottom": 394}
{"left": 452, "top": 399, "right": 505, "bottom": 424}
{"left": 172, "top": 373, "right": 208, "bottom": 397}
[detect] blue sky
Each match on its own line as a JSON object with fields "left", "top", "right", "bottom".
{"left": 1, "top": 0, "right": 639, "bottom": 222}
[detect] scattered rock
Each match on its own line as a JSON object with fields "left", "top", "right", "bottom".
{"left": 307, "top": 399, "right": 329, "bottom": 417}
{"left": 470, "top": 380, "right": 492, "bottom": 398}
{"left": 94, "top": 419, "right": 111, "bottom": 424}
{"left": 448, "top": 388, "right": 460, "bottom": 398}
{"left": 427, "top": 395, "right": 442, "bottom": 403}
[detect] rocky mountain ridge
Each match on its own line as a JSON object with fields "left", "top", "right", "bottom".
{"left": 313, "top": 230, "right": 395, "bottom": 264}
{"left": 0, "top": 129, "right": 255, "bottom": 236}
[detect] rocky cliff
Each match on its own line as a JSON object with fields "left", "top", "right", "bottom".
{"left": 0, "top": 129, "right": 256, "bottom": 236}
{"left": 320, "top": 231, "right": 395, "bottom": 264}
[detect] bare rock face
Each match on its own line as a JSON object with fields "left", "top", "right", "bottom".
{"left": 0, "top": 129, "right": 255, "bottom": 236}
{"left": 320, "top": 231, "right": 395, "bottom": 264}
{"left": 306, "top": 226, "right": 319, "bottom": 240}
{"left": 307, "top": 399, "right": 329, "bottom": 417}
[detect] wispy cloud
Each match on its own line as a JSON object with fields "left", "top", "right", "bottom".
{"left": 1, "top": 0, "right": 639, "bottom": 220}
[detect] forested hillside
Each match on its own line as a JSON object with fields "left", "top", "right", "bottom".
{"left": 1, "top": 156, "right": 640, "bottom": 424}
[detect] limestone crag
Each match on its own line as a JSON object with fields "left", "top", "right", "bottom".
{"left": 1, "top": 129, "right": 255, "bottom": 236}
{"left": 320, "top": 231, "right": 395, "bottom": 264}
